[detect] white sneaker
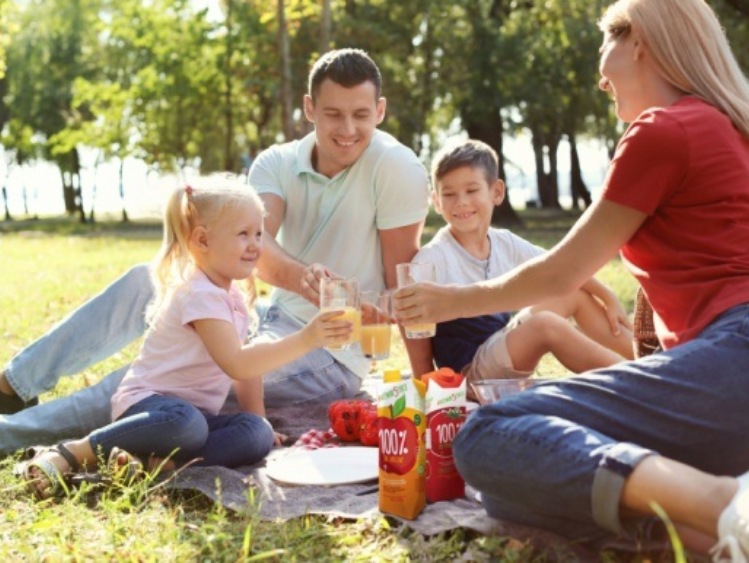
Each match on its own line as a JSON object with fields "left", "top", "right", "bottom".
{"left": 712, "top": 472, "right": 749, "bottom": 563}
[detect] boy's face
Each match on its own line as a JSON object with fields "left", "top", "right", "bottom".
{"left": 433, "top": 165, "right": 504, "bottom": 237}
{"left": 304, "top": 78, "right": 386, "bottom": 178}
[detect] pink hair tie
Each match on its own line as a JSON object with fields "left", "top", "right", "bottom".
{"left": 185, "top": 185, "right": 194, "bottom": 196}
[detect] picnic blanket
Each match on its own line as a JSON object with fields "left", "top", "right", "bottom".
{"left": 162, "top": 399, "right": 659, "bottom": 560}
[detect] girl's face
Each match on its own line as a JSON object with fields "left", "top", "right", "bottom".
{"left": 198, "top": 201, "right": 264, "bottom": 290}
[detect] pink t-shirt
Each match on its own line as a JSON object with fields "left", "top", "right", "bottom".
{"left": 603, "top": 96, "right": 749, "bottom": 348}
{"left": 111, "top": 270, "right": 250, "bottom": 419}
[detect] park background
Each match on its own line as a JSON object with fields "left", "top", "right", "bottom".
{"left": 1, "top": 0, "right": 749, "bottom": 560}
{"left": 1, "top": 0, "right": 748, "bottom": 226}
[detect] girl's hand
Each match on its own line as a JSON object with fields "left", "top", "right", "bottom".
{"left": 273, "top": 431, "right": 288, "bottom": 446}
{"left": 304, "top": 309, "right": 353, "bottom": 349}
{"left": 392, "top": 282, "right": 462, "bottom": 325}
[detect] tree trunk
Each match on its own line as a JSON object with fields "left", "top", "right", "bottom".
{"left": 223, "top": 0, "right": 235, "bottom": 171}
{"left": 531, "top": 129, "right": 546, "bottom": 207}
{"left": 278, "top": 0, "right": 294, "bottom": 140}
{"left": 1, "top": 185, "right": 11, "bottom": 221}
{"left": 320, "top": 0, "right": 331, "bottom": 55}
{"left": 547, "top": 134, "right": 561, "bottom": 209}
{"left": 118, "top": 159, "right": 129, "bottom": 222}
{"left": 463, "top": 109, "right": 522, "bottom": 227}
{"left": 568, "top": 132, "right": 591, "bottom": 210}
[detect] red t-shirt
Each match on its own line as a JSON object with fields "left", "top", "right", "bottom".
{"left": 603, "top": 96, "right": 749, "bottom": 348}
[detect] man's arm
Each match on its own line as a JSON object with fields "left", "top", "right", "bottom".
{"left": 255, "top": 193, "right": 332, "bottom": 305}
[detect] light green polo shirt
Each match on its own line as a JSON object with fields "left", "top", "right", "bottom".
{"left": 249, "top": 130, "right": 430, "bottom": 377}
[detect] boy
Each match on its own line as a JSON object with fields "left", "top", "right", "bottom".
{"left": 406, "top": 139, "right": 633, "bottom": 380}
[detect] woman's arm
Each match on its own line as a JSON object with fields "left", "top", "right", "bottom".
{"left": 394, "top": 200, "right": 648, "bottom": 324}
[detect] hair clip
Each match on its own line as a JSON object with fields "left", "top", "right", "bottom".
{"left": 185, "top": 185, "right": 194, "bottom": 196}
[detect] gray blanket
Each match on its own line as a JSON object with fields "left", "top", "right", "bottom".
{"left": 163, "top": 402, "right": 647, "bottom": 560}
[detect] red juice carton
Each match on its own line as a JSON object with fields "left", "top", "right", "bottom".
{"left": 377, "top": 369, "right": 427, "bottom": 520}
{"left": 421, "top": 367, "right": 466, "bottom": 502}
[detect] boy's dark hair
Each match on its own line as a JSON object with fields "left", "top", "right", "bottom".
{"left": 431, "top": 139, "right": 500, "bottom": 190}
{"left": 308, "top": 48, "right": 382, "bottom": 101}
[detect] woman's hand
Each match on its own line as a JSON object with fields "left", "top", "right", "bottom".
{"left": 392, "top": 282, "right": 464, "bottom": 325}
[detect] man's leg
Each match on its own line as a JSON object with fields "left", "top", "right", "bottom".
{"left": 0, "top": 367, "right": 126, "bottom": 456}
{"left": 1, "top": 265, "right": 153, "bottom": 403}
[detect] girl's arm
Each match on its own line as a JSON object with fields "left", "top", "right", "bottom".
{"left": 192, "top": 310, "right": 351, "bottom": 381}
{"left": 395, "top": 200, "right": 648, "bottom": 324}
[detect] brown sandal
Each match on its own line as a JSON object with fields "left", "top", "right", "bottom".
{"left": 22, "top": 442, "right": 80, "bottom": 500}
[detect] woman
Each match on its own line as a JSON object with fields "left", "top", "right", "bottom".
{"left": 394, "top": 0, "right": 749, "bottom": 557}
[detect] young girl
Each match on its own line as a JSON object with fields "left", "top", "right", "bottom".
{"left": 22, "top": 175, "right": 352, "bottom": 499}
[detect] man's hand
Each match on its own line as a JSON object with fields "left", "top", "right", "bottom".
{"left": 300, "top": 263, "right": 335, "bottom": 306}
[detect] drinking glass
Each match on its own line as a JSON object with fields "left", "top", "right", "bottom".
{"left": 320, "top": 278, "right": 361, "bottom": 350}
{"left": 359, "top": 290, "right": 392, "bottom": 360}
{"left": 395, "top": 262, "right": 437, "bottom": 339}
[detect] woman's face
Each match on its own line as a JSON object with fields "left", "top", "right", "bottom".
{"left": 599, "top": 26, "right": 645, "bottom": 122}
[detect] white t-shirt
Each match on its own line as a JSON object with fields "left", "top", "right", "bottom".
{"left": 249, "top": 129, "right": 430, "bottom": 377}
{"left": 413, "top": 226, "right": 546, "bottom": 371}
{"left": 414, "top": 226, "right": 545, "bottom": 285}
{"left": 111, "top": 270, "right": 250, "bottom": 419}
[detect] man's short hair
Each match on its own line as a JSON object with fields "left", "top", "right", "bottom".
{"left": 308, "top": 48, "right": 382, "bottom": 100}
{"left": 432, "top": 140, "right": 500, "bottom": 190}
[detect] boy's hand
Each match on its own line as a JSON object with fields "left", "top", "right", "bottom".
{"left": 300, "top": 263, "right": 335, "bottom": 306}
{"left": 303, "top": 309, "right": 353, "bottom": 349}
{"left": 600, "top": 293, "right": 633, "bottom": 335}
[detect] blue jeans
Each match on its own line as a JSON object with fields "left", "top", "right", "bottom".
{"left": 0, "top": 265, "right": 361, "bottom": 455}
{"left": 88, "top": 394, "right": 274, "bottom": 467}
{"left": 453, "top": 303, "right": 749, "bottom": 542}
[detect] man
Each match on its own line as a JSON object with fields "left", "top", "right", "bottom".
{"left": 0, "top": 48, "right": 429, "bottom": 455}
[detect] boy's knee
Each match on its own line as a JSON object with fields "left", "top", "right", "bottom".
{"left": 524, "top": 311, "right": 568, "bottom": 339}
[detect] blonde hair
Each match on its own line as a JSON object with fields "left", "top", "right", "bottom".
{"left": 148, "top": 173, "right": 265, "bottom": 322}
{"left": 599, "top": 0, "right": 749, "bottom": 138}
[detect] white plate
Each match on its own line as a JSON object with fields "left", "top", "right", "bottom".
{"left": 267, "top": 447, "right": 379, "bottom": 486}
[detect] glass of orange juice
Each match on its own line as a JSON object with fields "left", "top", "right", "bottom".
{"left": 320, "top": 278, "right": 361, "bottom": 351}
{"left": 360, "top": 290, "right": 392, "bottom": 360}
{"left": 395, "top": 262, "right": 437, "bottom": 339}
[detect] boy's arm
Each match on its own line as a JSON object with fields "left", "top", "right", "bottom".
{"left": 403, "top": 336, "right": 435, "bottom": 378}
{"left": 580, "top": 277, "right": 632, "bottom": 334}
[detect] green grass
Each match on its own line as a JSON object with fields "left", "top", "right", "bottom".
{"left": 0, "top": 212, "right": 642, "bottom": 561}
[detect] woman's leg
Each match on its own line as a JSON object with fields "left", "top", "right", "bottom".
{"left": 2, "top": 264, "right": 153, "bottom": 402}
{"left": 454, "top": 304, "right": 749, "bottom": 544}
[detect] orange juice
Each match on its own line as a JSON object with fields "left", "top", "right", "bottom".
{"left": 324, "top": 306, "right": 361, "bottom": 350}
{"left": 360, "top": 324, "right": 391, "bottom": 359}
{"left": 377, "top": 369, "right": 426, "bottom": 520}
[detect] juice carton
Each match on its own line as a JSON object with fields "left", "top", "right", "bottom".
{"left": 421, "top": 367, "right": 466, "bottom": 502}
{"left": 377, "top": 369, "right": 427, "bottom": 520}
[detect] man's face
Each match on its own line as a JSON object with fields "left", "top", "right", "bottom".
{"left": 304, "top": 79, "right": 386, "bottom": 178}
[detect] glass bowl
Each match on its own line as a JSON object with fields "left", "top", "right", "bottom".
{"left": 469, "top": 378, "right": 537, "bottom": 405}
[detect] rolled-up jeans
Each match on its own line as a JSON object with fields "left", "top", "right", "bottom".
{"left": 0, "top": 265, "right": 361, "bottom": 455}
{"left": 454, "top": 303, "right": 749, "bottom": 543}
